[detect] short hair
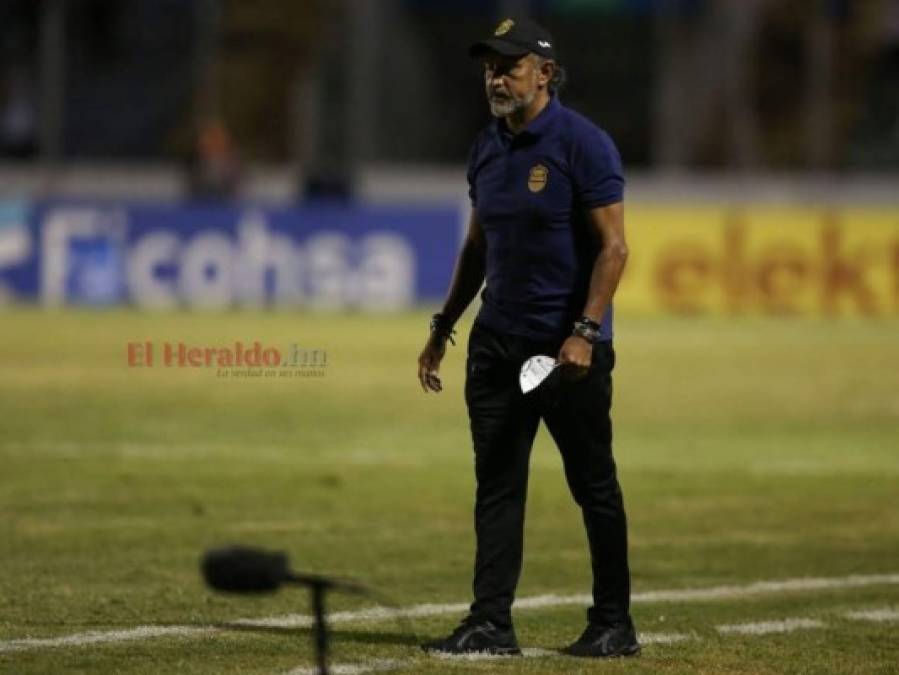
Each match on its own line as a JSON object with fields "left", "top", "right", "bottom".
{"left": 534, "top": 55, "right": 567, "bottom": 94}
{"left": 549, "top": 63, "right": 567, "bottom": 94}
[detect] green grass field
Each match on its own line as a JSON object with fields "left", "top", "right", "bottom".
{"left": 1, "top": 309, "right": 898, "bottom": 674}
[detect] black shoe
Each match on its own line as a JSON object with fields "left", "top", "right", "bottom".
{"left": 562, "top": 618, "right": 641, "bottom": 658}
{"left": 421, "top": 616, "right": 521, "bottom": 656}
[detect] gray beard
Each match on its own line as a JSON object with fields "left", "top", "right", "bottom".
{"left": 488, "top": 90, "right": 536, "bottom": 118}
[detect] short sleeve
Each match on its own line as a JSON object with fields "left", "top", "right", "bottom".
{"left": 571, "top": 128, "right": 624, "bottom": 208}
{"left": 466, "top": 137, "right": 480, "bottom": 207}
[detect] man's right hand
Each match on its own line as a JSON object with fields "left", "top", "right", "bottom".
{"left": 417, "top": 335, "right": 447, "bottom": 393}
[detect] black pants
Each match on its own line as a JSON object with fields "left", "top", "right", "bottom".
{"left": 464, "top": 322, "right": 631, "bottom": 629}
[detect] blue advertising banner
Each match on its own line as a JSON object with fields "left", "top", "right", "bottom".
{"left": 0, "top": 201, "right": 462, "bottom": 309}
{"left": 0, "top": 201, "right": 32, "bottom": 305}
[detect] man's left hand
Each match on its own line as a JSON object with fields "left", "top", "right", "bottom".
{"left": 557, "top": 335, "right": 592, "bottom": 379}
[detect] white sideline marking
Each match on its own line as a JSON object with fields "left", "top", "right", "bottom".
{"left": 845, "top": 608, "right": 899, "bottom": 622}
{"left": 432, "top": 647, "right": 554, "bottom": 661}
{"left": 285, "top": 658, "right": 403, "bottom": 675}
{"left": 0, "top": 625, "right": 212, "bottom": 653}
{"left": 237, "top": 572, "right": 899, "bottom": 629}
{"left": 640, "top": 632, "right": 690, "bottom": 645}
{"left": 716, "top": 618, "right": 824, "bottom": 636}
{"left": 233, "top": 601, "right": 470, "bottom": 629}
{"left": 2, "top": 572, "right": 898, "bottom": 653}
{"left": 632, "top": 573, "right": 899, "bottom": 604}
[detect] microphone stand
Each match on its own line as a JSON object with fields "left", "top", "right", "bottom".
{"left": 287, "top": 573, "right": 363, "bottom": 675}
{"left": 311, "top": 583, "right": 329, "bottom": 675}
{"left": 201, "top": 546, "right": 374, "bottom": 675}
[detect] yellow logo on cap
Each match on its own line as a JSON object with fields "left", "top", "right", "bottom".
{"left": 528, "top": 164, "right": 549, "bottom": 193}
{"left": 494, "top": 18, "right": 515, "bottom": 36}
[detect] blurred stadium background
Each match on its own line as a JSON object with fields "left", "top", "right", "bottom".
{"left": 1, "top": 1, "right": 898, "bottom": 674}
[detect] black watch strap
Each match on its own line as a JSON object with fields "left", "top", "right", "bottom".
{"left": 572, "top": 316, "right": 602, "bottom": 344}
{"left": 430, "top": 313, "right": 456, "bottom": 346}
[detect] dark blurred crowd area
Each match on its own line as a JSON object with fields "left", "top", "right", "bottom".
{"left": 1, "top": 0, "right": 898, "bottom": 186}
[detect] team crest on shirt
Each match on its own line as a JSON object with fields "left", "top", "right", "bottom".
{"left": 528, "top": 164, "right": 549, "bottom": 193}
{"left": 494, "top": 18, "right": 514, "bottom": 36}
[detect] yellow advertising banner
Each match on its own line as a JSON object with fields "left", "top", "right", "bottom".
{"left": 617, "top": 206, "right": 899, "bottom": 316}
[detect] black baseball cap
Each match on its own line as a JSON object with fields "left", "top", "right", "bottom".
{"left": 469, "top": 17, "right": 557, "bottom": 60}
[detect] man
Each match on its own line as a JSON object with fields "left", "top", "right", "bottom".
{"left": 417, "top": 17, "right": 639, "bottom": 659}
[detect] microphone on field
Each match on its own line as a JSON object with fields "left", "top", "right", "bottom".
{"left": 201, "top": 545, "right": 366, "bottom": 595}
{"left": 201, "top": 545, "right": 369, "bottom": 675}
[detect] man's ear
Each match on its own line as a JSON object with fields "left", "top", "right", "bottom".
{"left": 538, "top": 58, "right": 555, "bottom": 89}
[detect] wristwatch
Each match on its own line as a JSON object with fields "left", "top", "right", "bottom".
{"left": 430, "top": 313, "right": 457, "bottom": 345}
{"left": 572, "top": 316, "right": 602, "bottom": 344}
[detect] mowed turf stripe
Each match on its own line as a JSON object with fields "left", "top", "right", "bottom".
{"left": 844, "top": 608, "right": 899, "bottom": 622}
{"left": 288, "top": 636, "right": 691, "bottom": 674}
{"left": 639, "top": 632, "right": 691, "bottom": 645}
{"left": 432, "top": 648, "right": 555, "bottom": 662}
{"left": 285, "top": 658, "right": 403, "bottom": 675}
{"left": 716, "top": 618, "right": 825, "bottom": 635}
{"left": 2, "top": 572, "right": 898, "bottom": 653}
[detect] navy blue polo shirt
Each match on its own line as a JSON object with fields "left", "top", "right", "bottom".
{"left": 467, "top": 95, "right": 623, "bottom": 342}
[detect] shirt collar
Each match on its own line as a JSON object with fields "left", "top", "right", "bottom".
{"left": 495, "top": 95, "right": 561, "bottom": 140}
